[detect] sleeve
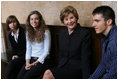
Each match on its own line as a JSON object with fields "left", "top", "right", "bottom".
{"left": 17, "top": 27, "right": 26, "bottom": 57}
{"left": 90, "top": 34, "right": 117, "bottom": 79}
{"left": 38, "top": 30, "right": 51, "bottom": 64}
{"left": 25, "top": 32, "right": 32, "bottom": 60}
{"left": 81, "top": 30, "right": 92, "bottom": 78}
{"left": 102, "top": 41, "right": 117, "bottom": 79}
{"left": 9, "top": 34, "right": 17, "bottom": 56}
{"left": 102, "top": 57, "right": 117, "bottom": 79}
{"left": 89, "top": 60, "right": 105, "bottom": 79}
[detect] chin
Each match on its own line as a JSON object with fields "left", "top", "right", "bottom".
{"left": 95, "top": 31, "right": 99, "bottom": 34}
{"left": 96, "top": 32, "right": 99, "bottom": 34}
{"left": 96, "top": 31, "right": 101, "bottom": 34}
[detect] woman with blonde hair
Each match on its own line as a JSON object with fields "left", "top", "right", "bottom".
{"left": 17, "top": 10, "right": 51, "bottom": 79}
{"left": 42, "top": 6, "right": 91, "bottom": 79}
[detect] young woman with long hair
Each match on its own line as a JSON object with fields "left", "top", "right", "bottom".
{"left": 6, "top": 15, "right": 26, "bottom": 79}
{"left": 17, "top": 10, "right": 51, "bottom": 79}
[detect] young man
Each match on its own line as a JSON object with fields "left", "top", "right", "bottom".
{"left": 89, "top": 6, "right": 117, "bottom": 79}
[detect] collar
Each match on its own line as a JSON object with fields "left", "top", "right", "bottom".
{"left": 65, "top": 23, "right": 81, "bottom": 36}
{"left": 11, "top": 28, "right": 19, "bottom": 36}
{"left": 102, "top": 24, "right": 117, "bottom": 41}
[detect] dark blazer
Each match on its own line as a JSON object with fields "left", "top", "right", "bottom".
{"left": 58, "top": 23, "right": 91, "bottom": 78}
{"left": 9, "top": 26, "right": 26, "bottom": 58}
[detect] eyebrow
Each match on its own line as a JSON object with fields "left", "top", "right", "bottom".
{"left": 94, "top": 19, "right": 100, "bottom": 22}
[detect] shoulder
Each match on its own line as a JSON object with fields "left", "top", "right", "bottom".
{"left": 44, "top": 29, "right": 51, "bottom": 36}
{"left": 76, "top": 26, "right": 91, "bottom": 40}
{"left": 76, "top": 23, "right": 90, "bottom": 34}
{"left": 19, "top": 27, "right": 26, "bottom": 38}
{"left": 45, "top": 29, "right": 50, "bottom": 34}
{"left": 19, "top": 26, "right": 25, "bottom": 32}
{"left": 18, "top": 26, "right": 26, "bottom": 36}
{"left": 8, "top": 32, "right": 12, "bottom": 38}
{"left": 59, "top": 27, "right": 67, "bottom": 35}
{"left": 79, "top": 27, "right": 90, "bottom": 34}
{"left": 109, "top": 26, "right": 117, "bottom": 45}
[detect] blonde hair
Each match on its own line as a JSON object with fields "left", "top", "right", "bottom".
{"left": 60, "top": 6, "right": 79, "bottom": 23}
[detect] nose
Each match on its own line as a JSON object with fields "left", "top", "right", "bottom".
{"left": 10, "top": 22, "right": 14, "bottom": 26}
{"left": 92, "top": 22, "right": 95, "bottom": 28}
{"left": 68, "top": 19, "right": 71, "bottom": 23}
{"left": 33, "top": 20, "right": 36, "bottom": 23}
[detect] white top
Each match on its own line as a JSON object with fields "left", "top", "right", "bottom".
{"left": 11, "top": 28, "right": 19, "bottom": 43}
{"left": 26, "top": 30, "right": 51, "bottom": 64}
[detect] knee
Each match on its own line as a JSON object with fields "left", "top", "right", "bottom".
{"left": 6, "top": 60, "right": 14, "bottom": 70}
{"left": 45, "top": 69, "right": 51, "bottom": 75}
{"left": 43, "top": 69, "right": 55, "bottom": 79}
{"left": 7, "top": 59, "right": 18, "bottom": 69}
{"left": 8, "top": 60, "right": 16, "bottom": 66}
{"left": 43, "top": 69, "right": 51, "bottom": 78}
{"left": 8, "top": 60, "right": 13, "bottom": 65}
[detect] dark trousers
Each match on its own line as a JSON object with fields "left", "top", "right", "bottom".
{"left": 17, "top": 58, "right": 48, "bottom": 79}
{"left": 6, "top": 57, "right": 25, "bottom": 79}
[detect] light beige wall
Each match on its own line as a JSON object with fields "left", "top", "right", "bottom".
{"left": 1, "top": 1, "right": 117, "bottom": 27}
{"left": 2, "top": 1, "right": 102, "bottom": 27}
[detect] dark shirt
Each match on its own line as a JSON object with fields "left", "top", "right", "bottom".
{"left": 58, "top": 23, "right": 91, "bottom": 78}
{"left": 89, "top": 25, "right": 117, "bottom": 79}
{"left": 9, "top": 27, "right": 26, "bottom": 58}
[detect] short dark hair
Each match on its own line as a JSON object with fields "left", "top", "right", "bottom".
{"left": 6, "top": 15, "right": 20, "bottom": 31}
{"left": 92, "top": 6, "right": 115, "bottom": 25}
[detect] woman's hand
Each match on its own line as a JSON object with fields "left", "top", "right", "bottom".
{"left": 25, "top": 59, "right": 39, "bottom": 70}
{"left": 25, "top": 59, "right": 32, "bottom": 70}
{"left": 12, "top": 55, "right": 19, "bottom": 60}
{"left": 31, "top": 60, "right": 39, "bottom": 66}
{"left": 25, "top": 63, "right": 31, "bottom": 70}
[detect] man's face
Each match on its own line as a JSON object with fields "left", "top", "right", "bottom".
{"left": 92, "top": 14, "right": 107, "bottom": 35}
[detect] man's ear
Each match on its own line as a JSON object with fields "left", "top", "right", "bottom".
{"left": 106, "top": 19, "right": 112, "bottom": 26}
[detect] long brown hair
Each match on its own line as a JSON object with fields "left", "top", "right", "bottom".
{"left": 6, "top": 15, "right": 20, "bottom": 31}
{"left": 26, "top": 10, "right": 48, "bottom": 43}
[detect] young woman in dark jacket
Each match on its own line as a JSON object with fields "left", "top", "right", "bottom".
{"left": 6, "top": 15, "right": 26, "bottom": 79}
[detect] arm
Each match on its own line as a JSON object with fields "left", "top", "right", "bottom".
{"left": 89, "top": 60, "right": 105, "bottom": 78}
{"left": 25, "top": 59, "right": 32, "bottom": 70}
{"left": 90, "top": 33, "right": 117, "bottom": 79}
{"left": 25, "top": 33, "right": 32, "bottom": 62}
{"left": 81, "top": 31, "right": 91, "bottom": 78}
{"left": 9, "top": 34, "right": 17, "bottom": 56}
{"left": 102, "top": 57, "right": 117, "bottom": 79}
{"left": 89, "top": 39, "right": 106, "bottom": 78}
{"left": 37, "top": 30, "right": 51, "bottom": 64}
{"left": 25, "top": 33, "right": 32, "bottom": 70}
{"left": 17, "top": 27, "right": 26, "bottom": 57}
{"left": 102, "top": 42, "right": 117, "bottom": 79}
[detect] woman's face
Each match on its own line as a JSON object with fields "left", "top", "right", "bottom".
{"left": 63, "top": 13, "right": 77, "bottom": 30}
{"left": 30, "top": 14, "right": 40, "bottom": 29}
{"left": 9, "top": 20, "right": 17, "bottom": 30}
